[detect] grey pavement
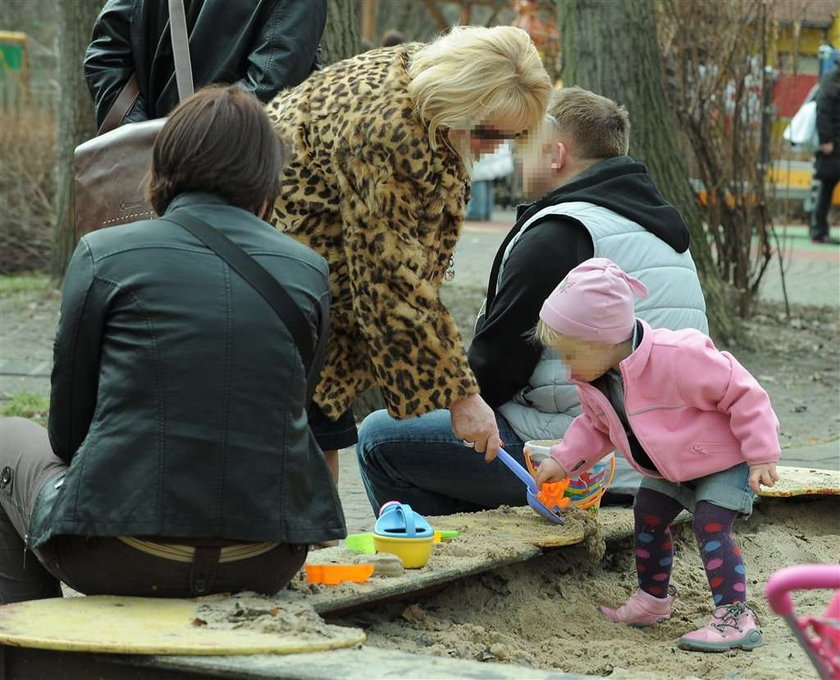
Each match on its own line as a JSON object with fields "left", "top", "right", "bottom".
{"left": 456, "top": 212, "right": 840, "bottom": 307}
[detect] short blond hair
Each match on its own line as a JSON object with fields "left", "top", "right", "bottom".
{"left": 532, "top": 318, "right": 563, "bottom": 349}
{"left": 407, "top": 26, "right": 552, "bottom": 150}
{"left": 547, "top": 87, "right": 630, "bottom": 160}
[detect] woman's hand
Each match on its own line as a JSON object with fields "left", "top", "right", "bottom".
{"left": 535, "top": 458, "right": 568, "bottom": 486}
{"left": 449, "top": 393, "right": 501, "bottom": 462}
{"left": 748, "top": 463, "right": 780, "bottom": 494}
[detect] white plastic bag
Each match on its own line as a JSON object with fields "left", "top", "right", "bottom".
{"left": 471, "top": 142, "right": 515, "bottom": 181}
{"left": 784, "top": 99, "right": 819, "bottom": 150}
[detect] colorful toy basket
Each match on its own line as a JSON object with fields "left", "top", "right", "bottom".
{"left": 524, "top": 441, "right": 616, "bottom": 514}
{"left": 565, "top": 454, "right": 616, "bottom": 511}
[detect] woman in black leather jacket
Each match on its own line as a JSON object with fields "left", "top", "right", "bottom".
{"left": 84, "top": 0, "right": 326, "bottom": 128}
{"left": 0, "top": 86, "right": 344, "bottom": 604}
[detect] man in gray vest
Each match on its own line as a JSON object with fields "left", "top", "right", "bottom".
{"left": 356, "top": 87, "right": 708, "bottom": 515}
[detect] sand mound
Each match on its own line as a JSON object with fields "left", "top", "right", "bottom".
{"left": 194, "top": 594, "right": 350, "bottom": 640}
{"left": 336, "top": 497, "right": 839, "bottom": 679}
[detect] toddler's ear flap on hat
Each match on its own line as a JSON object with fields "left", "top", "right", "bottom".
{"left": 599, "top": 258, "right": 650, "bottom": 300}
{"left": 620, "top": 271, "right": 649, "bottom": 300}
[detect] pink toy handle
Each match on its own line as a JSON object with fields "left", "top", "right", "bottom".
{"left": 766, "top": 565, "right": 840, "bottom": 617}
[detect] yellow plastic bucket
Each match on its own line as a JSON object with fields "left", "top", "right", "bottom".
{"left": 373, "top": 534, "right": 434, "bottom": 569}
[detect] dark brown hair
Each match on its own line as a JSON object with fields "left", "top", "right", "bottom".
{"left": 381, "top": 29, "right": 405, "bottom": 47}
{"left": 548, "top": 87, "right": 630, "bottom": 160}
{"left": 146, "top": 85, "right": 284, "bottom": 216}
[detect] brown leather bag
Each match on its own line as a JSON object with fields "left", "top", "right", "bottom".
{"left": 73, "top": 0, "right": 193, "bottom": 240}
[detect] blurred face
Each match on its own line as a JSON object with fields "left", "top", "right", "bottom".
{"left": 467, "top": 117, "right": 525, "bottom": 158}
{"left": 551, "top": 335, "right": 619, "bottom": 382}
{"left": 522, "top": 128, "right": 563, "bottom": 198}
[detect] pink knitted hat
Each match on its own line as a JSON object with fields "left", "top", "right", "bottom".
{"left": 539, "top": 258, "right": 649, "bottom": 343}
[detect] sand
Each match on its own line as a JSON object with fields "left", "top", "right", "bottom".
{"left": 133, "top": 497, "right": 837, "bottom": 678}
{"left": 333, "top": 497, "right": 840, "bottom": 679}
{"left": 193, "top": 593, "right": 359, "bottom": 643}
{"left": 286, "top": 504, "right": 603, "bottom": 614}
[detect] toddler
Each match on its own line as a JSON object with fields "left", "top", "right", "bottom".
{"left": 533, "top": 258, "right": 780, "bottom": 652}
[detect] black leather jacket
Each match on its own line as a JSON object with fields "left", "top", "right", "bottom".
{"left": 85, "top": 0, "right": 326, "bottom": 128}
{"left": 35, "top": 193, "right": 345, "bottom": 548}
{"left": 817, "top": 64, "right": 840, "bottom": 146}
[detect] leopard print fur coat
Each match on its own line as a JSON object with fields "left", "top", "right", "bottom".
{"left": 266, "top": 45, "right": 479, "bottom": 420}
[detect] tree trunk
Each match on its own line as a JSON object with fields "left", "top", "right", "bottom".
{"left": 360, "top": 0, "right": 378, "bottom": 44}
{"left": 557, "top": 0, "right": 738, "bottom": 342}
{"left": 322, "top": 0, "right": 361, "bottom": 66}
{"left": 52, "top": 0, "right": 100, "bottom": 281}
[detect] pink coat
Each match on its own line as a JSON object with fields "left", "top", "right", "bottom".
{"left": 549, "top": 320, "right": 781, "bottom": 483}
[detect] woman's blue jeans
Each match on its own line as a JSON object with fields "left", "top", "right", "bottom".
{"left": 356, "top": 409, "right": 527, "bottom": 517}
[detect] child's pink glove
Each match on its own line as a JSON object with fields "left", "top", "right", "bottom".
{"left": 748, "top": 462, "right": 780, "bottom": 494}
{"left": 535, "top": 458, "right": 568, "bottom": 486}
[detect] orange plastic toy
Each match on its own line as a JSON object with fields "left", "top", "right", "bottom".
{"left": 536, "top": 480, "right": 571, "bottom": 510}
{"left": 522, "top": 449, "right": 571, "bottom": 512}
{"left": 304, "top": 564, "right": 374, "bottom": 586}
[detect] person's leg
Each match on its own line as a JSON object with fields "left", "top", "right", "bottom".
{"left": 356, "top": 409, "right": 525, "bottom": 516}
{"left": 678, "top": 501, "right": 761, "bottom": 651}
{"left": 686, "top": 463, "right": 754, "bottom": 606}
{"left": 692, "top": 501, "right": 745, "bottom": 606}
{"left": 811, "top": 175, "right": 838, "bottom": 241}
{"left": 599, "top": 483, "right": 686, "bottom": 626}
{"left": 465, "top": 181, "right": 490, "bottom": 220}
{"left": 307, "top": 403, "right": 358, "bottom": 483}
{"left": 0, "top": 418, "right": 66, "bottom": 603}
{"left": 484, "top": 181, "right": 495, "bottom": 220}
{"left": 823, "top": 175, "right": 840, "bottom": 241}
{"left": 677, "top": 464, "right": 762, "bottom": 651}
{"left": 632, "top": 487, "right": 686, "bottom": 597}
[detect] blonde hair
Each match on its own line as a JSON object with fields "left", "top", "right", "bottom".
{"left": 407, "top": 26, "right": 552, "bottom": 151}
{"left": 547, "top": 87, "right": 630, "bottom": 160}
{"left": 532, "top": 318, "right": 563, "bottom": 350}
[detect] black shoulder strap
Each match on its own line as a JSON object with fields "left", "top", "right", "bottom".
{"left": 162, "top": 211, "right": 314, "bottom": 372}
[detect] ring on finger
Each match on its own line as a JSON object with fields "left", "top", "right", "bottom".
{"left": 462, "top": 440, "right": 475, "bottom": 448}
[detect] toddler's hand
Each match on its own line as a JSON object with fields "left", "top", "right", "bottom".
{"left": 748, "top": 463, "right": 779, "bottom": 494}
{"left": 535, "top": 458, "right": 568, "bottom": 486}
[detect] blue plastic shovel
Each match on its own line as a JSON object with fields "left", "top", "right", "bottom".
{"left": 495, "top": 447, "right": 564, "bottom": 524}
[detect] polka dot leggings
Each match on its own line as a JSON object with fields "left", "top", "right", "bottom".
{"left": 634, "top": 487, "right": 746, "bottom": 605}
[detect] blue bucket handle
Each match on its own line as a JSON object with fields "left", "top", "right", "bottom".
{"left": 377, "top": 502, "right": 420, "bottom": 536}
{"left": 391, "top": 503, "right": 416, "bottom": 535}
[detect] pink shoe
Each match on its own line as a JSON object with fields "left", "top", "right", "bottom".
{"left": 599, "top": 586, "right": 677, "bottom": 627}
{"left": 678, "top": 602, "right": 763, "bottom": 652}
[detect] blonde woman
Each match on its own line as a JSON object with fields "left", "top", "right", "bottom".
{"left": 267, "top": 26, "right": 551, "bottom": 477}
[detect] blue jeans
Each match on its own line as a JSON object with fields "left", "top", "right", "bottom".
{"left": 465, "top": 180, "right": 493, "bottom": 220}
{"left": 356, "top": 409, "right": 526, "bottom": 517}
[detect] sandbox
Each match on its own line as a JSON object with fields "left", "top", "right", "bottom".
{"left": 332, "top": 496, "right": 840, "bottom": 679}
{"left": 1, "top": 480, "right": 837, "bottom": 679}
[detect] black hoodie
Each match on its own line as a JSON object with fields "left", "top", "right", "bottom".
{"left": 469, "top": 156, "right": 691, "bottom": 408}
